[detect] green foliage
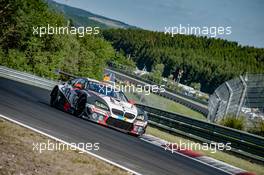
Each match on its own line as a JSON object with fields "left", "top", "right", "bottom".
{"left": 197, "top": 94, "right": 209, "bottom": 101}
{"left": 0, "top": 0, "right": 129, "bottom": 81}
{"left": 168, "top": 74, "right": 174, "bottom": 80}
{"left": 109, "top": 52, "right": 136, "bottom": 68}
{"left": 190, "top": 82, "right": 201, "bottom": 91}
{"left": 103, "top": 29, "right": 264, "bottom": 93}
{"left": 148, "top": 63, "right": 164, "bottom": 84}
{"left": 256, "top": 120, "right": 264, "bottom": 137}
{"left": 142, "top": 73, "right": 162, "bottom": 85}
{"left": 249, "top": 119, "right": 264, "bottom": 137}
{"left": 220, "top": 115, "right": 245, "bottom": 130}
{"left": 76, "top": 35, "right": 115, "bottom": 79}
{"left": 0, "top": 47, "right": 4, "bottom": 65}
{"left": 152, "top": 64, "right": 164, "bottom": 76}
{"left": 6, "top": 49, "right": 29, "bottom": 71}
{"left": 167, "top": 83, "right": 183, "bottom": 93}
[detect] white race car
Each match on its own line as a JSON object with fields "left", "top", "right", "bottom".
{"left": 50, "top": 77, "right": 148, "bottom": 136}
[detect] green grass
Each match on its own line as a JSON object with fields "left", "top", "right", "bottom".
{"left": 147, "top": 126, "right": 264, "bottom": 175}
{"left": 219, "top": 115, "right": 245, "bottom": 130}
{"left": 125, "top": 92, "right": 206, "bottom": 120}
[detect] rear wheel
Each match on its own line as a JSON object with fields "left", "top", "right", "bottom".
{"left": 50, "top": 87, "right": 59, "bottom": 107}
{"left": 74, "top": 96, "right": 86, "bottom": 118}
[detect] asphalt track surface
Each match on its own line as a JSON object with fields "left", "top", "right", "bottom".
{"left": 0, "top": 77, "right": 228, "bottom": 175}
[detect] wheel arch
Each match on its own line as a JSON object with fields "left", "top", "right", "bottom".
{"left": 50, "top": 85, "right": 59, "bottom": 96}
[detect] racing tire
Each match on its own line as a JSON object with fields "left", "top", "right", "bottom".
{"left": 74, "top": 96, "right": 86, "bottom": 118}
{"left": 50, "top": 87, "right": 59, "bottom": 107}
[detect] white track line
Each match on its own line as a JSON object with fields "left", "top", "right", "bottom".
{"left": 140, "top": 136, "right": 233, "bottom": 175}
{"left": 0, "top": 114, "right": 141, "bottom": 175}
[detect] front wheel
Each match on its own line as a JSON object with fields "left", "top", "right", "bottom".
{"left": 74, "top": 96, "right": 86, "bottom": 118}
{"left": 50, "top": 87, "right": 59, "bottom": 107}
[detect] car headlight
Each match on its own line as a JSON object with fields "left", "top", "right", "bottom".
{"left": 136, "top": 115, "right": 145, "bottom": 121}
{"left": 95, "top": 101, "right": 109, "bottom": 111}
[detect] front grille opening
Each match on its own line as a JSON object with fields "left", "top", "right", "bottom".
{"left": 112, "top": 109, "right": 124, "bottom": 116}
{"left": 124, "top": 112, "right": 135, "bottom": 119}
{"left": 106, "top": 117, "right": 133, "bottom": 131}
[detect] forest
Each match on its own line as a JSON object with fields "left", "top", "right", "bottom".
{"left": 1, "top": 0, "right": 263, "bottom": 93}
{"left": 0, "top": 0, "right": 132, "bottom": 80}
{"left": 102, "top": 29, "right": 264, "bottom": 93}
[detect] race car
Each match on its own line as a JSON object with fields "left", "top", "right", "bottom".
{"left": 50, "top": 77, "right": 148, "bottom": 136}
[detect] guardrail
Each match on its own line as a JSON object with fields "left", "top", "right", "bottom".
{"left": 0, "top": 66, "right": 263, "bottom": 162}
{"left": 106, "top": 67, "right": 209, "bottom": 116}
{"left": 107, "top": 63, "right": 209, "bottom": 105}
{"left": 136, "top": 104, "right": 264, "bottom": 162}
{"left": 0, "top": 66, "right": 58, "bottom": 89}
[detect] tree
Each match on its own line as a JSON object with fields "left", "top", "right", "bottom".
{"left": 103, "top": 29, "right": 264, "bottom": 93}
{"left": 0, "top": 0, "right": 129, "bottom": 81}
{"left": 152, "top": 63, "right": 164, "bottom": 77}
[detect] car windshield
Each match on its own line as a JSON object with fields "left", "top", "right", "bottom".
{"left": 88, "top": 81, "right": 128, "bottom": 102}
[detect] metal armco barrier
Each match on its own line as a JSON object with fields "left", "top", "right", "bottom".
{"left": 0, "top": 66, "right": 263, "bottom": 162}
{"left": 0, "top": 66, "right": 57, "bottom": 89}
{"left": 136, "top": 103, "right": 264, "bottom": 161}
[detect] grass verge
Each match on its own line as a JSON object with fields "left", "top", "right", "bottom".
{"left": 146, "top": 126, "right": 264, "bottom": 175}
{"left": 125, "top": 92, "right": 205, "bottom": 120}
{"left": 0, "top": 118, "right": 129, "bottom": 175}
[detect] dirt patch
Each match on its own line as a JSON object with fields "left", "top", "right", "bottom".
{"left": 0, "top": 119, "right": 129, "bottom": 175}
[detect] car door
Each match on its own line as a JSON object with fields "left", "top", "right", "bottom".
{"left": 59, "top": 78, "right": 79, "bottom": 107}
{"left": 68, "top": 78, "right": 88, "bottom": 107}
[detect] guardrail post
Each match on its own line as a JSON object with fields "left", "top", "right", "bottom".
{"left": 209, "top": 91, "right": 221, "bottom": 122}
{"left": 224, "top": 82, "right": 233, "bottom": 117}
{"left": 236, "top": 75, "right": 247, "bottom": 117}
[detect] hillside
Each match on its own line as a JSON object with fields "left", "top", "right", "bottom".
{"left": 47, "top": 0, "right": 136, "bottom": 29}
{"left": 2, "top": 0, "right": 263, "bottom": 94}
{"left": 103, "top": 29, "right": 264, "bottom": 93}
{"left": 0, "top": 0, "right": 133, "bottom": 80}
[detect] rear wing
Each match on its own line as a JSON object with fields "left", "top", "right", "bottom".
{"left": 55, "top": 69, "right": 78, "bottom": 79}
{"left": 55, "top": 69, "right": 111, "bottom": 85}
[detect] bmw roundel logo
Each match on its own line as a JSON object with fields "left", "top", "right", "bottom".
{"left": 92, "top": 113, "right": 98, "bottom": 119}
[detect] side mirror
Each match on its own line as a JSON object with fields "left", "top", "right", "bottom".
{"left": 128, "top": 99, "right": 136, "bottom": 105}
